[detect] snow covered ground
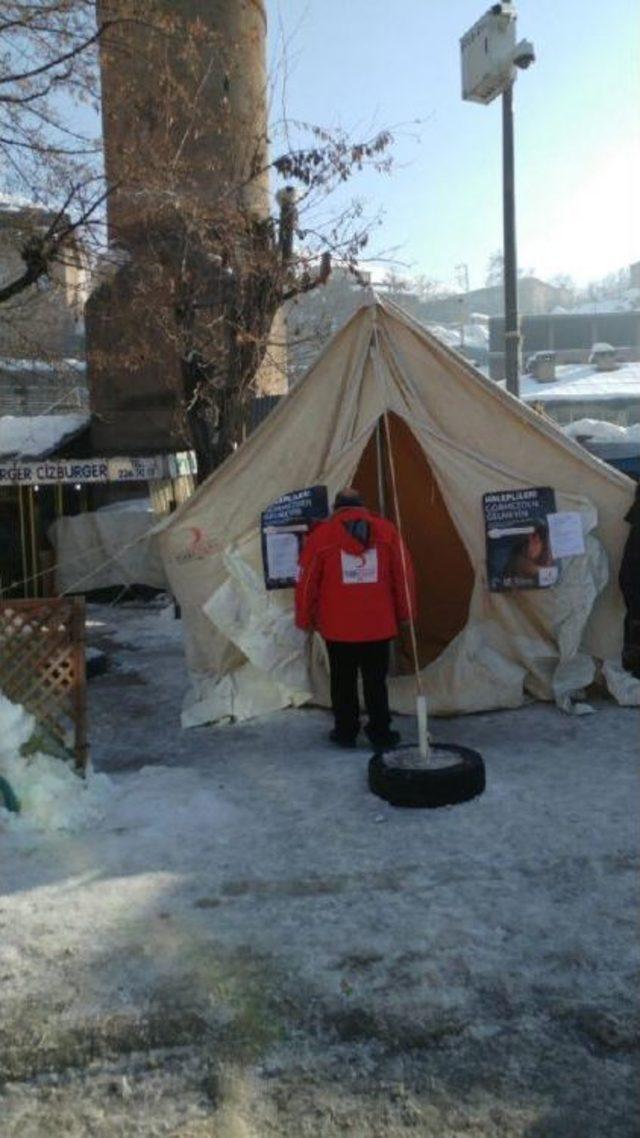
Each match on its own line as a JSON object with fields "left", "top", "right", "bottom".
{"left": 2, "top": 603, "right": 639, "bottom": 1136}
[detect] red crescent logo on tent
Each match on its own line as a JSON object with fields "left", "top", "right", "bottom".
{"left": 189, "top": 527, "right": 206, "bottom": 554}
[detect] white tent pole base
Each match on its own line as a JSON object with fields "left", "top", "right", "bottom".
{"left": 417, "top": 693, "right": 430, "bottom": 763}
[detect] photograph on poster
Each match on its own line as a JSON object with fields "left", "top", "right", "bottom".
{"left": 483, "top": 487, "right": 560, "bottom": 592}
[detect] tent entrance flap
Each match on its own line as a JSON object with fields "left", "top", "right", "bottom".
{"left": 353, "top": 413, "right": 474, "bottom": 670}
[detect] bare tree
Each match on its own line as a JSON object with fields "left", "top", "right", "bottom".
{"left": 485, "top": 250, "right": 535, "bottom": 289}
{"left": 579, "top": 267, "right": 631, "bottom": 303}
{"left": 0, "top": 1, "right": 108, "bottom": 300}
{"left": 1, "top": 2, "right": 394, "bottom": 477}
{"left": 381, "top": 269, "right": 411, "bottom": 295}
{"left": 484, "top": 250, "right": 503, "bottom": 288}
{"left": 413, "top": 274, "right": 452, "bottom": 303}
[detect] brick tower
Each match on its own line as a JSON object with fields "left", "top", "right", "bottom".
{"left": 87, "top": 0, "right": 270, "bottom": 455}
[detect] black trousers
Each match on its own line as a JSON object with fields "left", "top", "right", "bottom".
{"left": 326, "top": 639, "right": 392, "bottom": 740}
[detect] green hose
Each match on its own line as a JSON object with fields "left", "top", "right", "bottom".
{"left": 0, "top": 775, "right": 20, "bottom": 814}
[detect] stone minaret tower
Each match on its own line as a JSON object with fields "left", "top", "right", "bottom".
{"left": 87, "top": 0, "right": 269, "bottom": 455}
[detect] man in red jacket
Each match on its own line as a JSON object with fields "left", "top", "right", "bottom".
{"left": 295, "top": 487, "right": 416, "bottom": 749}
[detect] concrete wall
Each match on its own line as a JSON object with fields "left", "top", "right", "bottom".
{"left": 489, "top": 311, "right": 640, "bottom": 378}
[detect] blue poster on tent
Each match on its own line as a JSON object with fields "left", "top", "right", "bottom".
{"left": 483, "top": 487, "right": 559, "bottom": 592}
{"left": 261, "top": 485, "right": 329, "bottom": 590}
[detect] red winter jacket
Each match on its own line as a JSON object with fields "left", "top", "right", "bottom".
{"left": 295, "top": 507, "right": 416, "bottom": 642}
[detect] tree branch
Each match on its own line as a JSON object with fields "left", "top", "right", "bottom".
{"left": 0, "top": 22, "right": 109, "bottom": 87}
{"left": 0, "top": 182, "right": 111, "bottom": 306}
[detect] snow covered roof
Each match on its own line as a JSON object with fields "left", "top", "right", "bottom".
{"left": 0, "top": 357, "right": 85, "bottom": 374}
{"left": 0, "top": 193, "right": 34, "bottom": 212}
{"left": 519, "top": 361, "right": 640, "bottom": 404}
{"left": 0, "top": 413, "right": 90, "bottom": 459}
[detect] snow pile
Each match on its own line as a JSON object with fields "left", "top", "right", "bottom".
{"left": 427, "top": 322, "right": 489, "bottom": 351}
{"left": 0, "top": 693, "right": 113, "bottom": 833}
{"left": 563, "top": 418, "right": 640, "bottom": 443}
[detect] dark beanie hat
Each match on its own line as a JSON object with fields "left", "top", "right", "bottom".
{"left": 334, "top": 489, "right": 363, "bottom": 510}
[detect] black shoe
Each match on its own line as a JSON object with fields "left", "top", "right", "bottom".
{"left": 329, "top": 729, "right": 358, "bottom": 749}
{"left": 366, "top": 727, "right": 401, "bottom": 751}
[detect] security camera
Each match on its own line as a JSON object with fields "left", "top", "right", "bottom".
{"left": 513, "top": 38, "right": 535, "bottom": 69}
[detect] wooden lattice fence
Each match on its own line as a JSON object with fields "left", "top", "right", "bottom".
{"left": 0, "top": 598, "right": 87, "bottom": 770}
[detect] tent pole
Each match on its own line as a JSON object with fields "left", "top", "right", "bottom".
{"left": 28, "top": 487, "right": 38, "bottom": 598}
{"left": 375, "top": 419, "right": 386, "bottom": 518}
{"left": 18, "top": 486, "right": 29, "bottom": 598}
{"left": 376, "top": 416, "right": 399, "bottom": 675}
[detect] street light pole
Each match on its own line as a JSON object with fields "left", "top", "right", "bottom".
{"left": 460, "top": 3, "right": 534, "bottom": 397}
{"left": 502, "top": 81, "right": 520, "bottom": 396}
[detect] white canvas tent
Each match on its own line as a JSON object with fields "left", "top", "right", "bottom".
{"left": 158, "top": 297, "right": 640, "bottom": 727}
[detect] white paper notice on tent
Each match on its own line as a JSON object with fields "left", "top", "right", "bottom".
{"left": 547, "top": 512, "right": 586, "bottom": 559}
{"left": 266, "top": 531, "right": 300, "bottom": 582}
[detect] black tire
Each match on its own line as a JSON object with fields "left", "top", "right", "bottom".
{"left": 368, "top": 743, "right": 485, "bottom": 809}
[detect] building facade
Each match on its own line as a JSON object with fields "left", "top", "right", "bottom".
{"left": 0, "top": 203, "right": 90, "bottom": 419}
{"left": 418, "top": 277, "right": 571, "bottom": 324}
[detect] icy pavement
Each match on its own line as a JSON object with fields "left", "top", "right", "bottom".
{"left": 1, "top": 603, "right": 639, "bottom": 1136}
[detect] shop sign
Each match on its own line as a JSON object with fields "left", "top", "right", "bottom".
{"left": 0, "top": 451, "right": 196, "bottom": 487}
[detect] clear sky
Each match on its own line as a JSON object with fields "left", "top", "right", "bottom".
{"left": 266, "top": 0, "right": 639, "bottom": 290}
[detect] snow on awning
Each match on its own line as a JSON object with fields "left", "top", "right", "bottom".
{"left": 0, "top": 414, "right": 90, "bottom": 460}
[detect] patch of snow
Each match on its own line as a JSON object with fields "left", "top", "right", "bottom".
{"left": 427, "top": 322, "right": 489, "bottom": 350}
{"left": 563, "top": 419, "right": 640, "bottom": 443}
{"left": 0, "top": 602, "right": 637, "bottom": 1133}
{"left": 0, "top": 693, "right": 113, "bottom": 833}
{"left": 590, "top": 342, "right": 616, "bottom": 354}
{"left": 0, "top": 412, "right": 90, "bottom": 458}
